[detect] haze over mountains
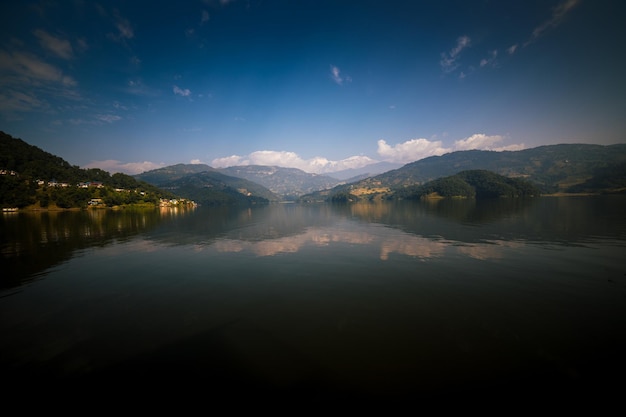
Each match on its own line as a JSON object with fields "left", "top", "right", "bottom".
{"left": 301, "top": 143, "right": 626, "bottom": 201}
{"left": 134, "top": 142, "right": 626, "bottom": 203}
{"left": 2, "top": 130, "right": 626, "bottom": 208}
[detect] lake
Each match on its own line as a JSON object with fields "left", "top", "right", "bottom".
{"left": 2, "top": 197, "right": 625, "bottom": 402}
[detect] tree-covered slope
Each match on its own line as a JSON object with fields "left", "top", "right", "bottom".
{"left": 393, "top": 170, "right": 541, "bottom": 199}
{"left": 0, "top": 131, "right": 176, "bottom": 208}
{"left": 301, "top": 143, "right": 626, "bottom": 201}
{"left": 134, "top": 163, "right": 215, "bottom": 185}
{"left": 375, "top": 144, "right": 626, "bottom": 192}
{"left": 155, "top": 171, "right": 279, "bottom": 205}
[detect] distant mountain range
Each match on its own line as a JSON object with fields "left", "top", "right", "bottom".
{"left": 136, "top": 163, "right": 352, "bottom": 201}
{"left": 134, "top": 164, "right": 279, "bottom": 205}
{"left": 301, "top": 143, "right": 626, "bottom": 201}
{"left": 326, "top": 161, "right": 403, "bottom": 181}
{"left": 218, "top": 165, "right": 341, "bottom": 200}
{"left": 3, "top": 130, "right": 626, "bottom": 208}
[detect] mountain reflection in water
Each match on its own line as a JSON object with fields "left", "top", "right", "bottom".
{"left": 1, "top": 197, "right": 625, "bottom": 403}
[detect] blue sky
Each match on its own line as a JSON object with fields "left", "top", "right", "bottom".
{"left": 1, "top": 0, "right": 624, "bottom": 174}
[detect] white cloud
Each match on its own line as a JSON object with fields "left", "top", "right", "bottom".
{"left": 507, "top": 44, "right": 518, "bottom": 55}
{"left": 454, "top": 133, "right": 505, "bottom": 150}
{"left": 190, "top": 159, "right": 205, "bottom": 164}
{"left": 212, "top": 155, "right": 244, "bottom": 167}
{"left": 377, "top": 138, "right": 451, "bottom": 164}
{"left": 33, "top": 29, "right": 74, "bottom": 59}
{"left": 212, "top": 151, "right": 376, "bottom": 174}
{"left": 440, "top": 35, "right": 471, "bottom": 73}
{"left": 377, "top": 134, "right": 526, "bottom": 164}
{"left": 330, "top": 65, "right": 351, "bottom": 85}
{"left": 213, "top": 135, "right": 527, "bottom": 173}
{"left": 526, "top": 0, "right": 580, "bottom": 46}
{"left": 84, "top": 160, "right": 166, "bottom": 175}
{"left": 173, "top": 85, "right": 191, "bottom": 97}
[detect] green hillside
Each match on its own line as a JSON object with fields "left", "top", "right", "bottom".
{"left": 134, "top": 163, "right": 215, "bottom": 185}
{"left": 301, "top": 143, "right": 626, "bottom": 202}
{"left": 0, "top": 131, "right": 176, "bottom": 209}
{"left": 393, "top": 170, "right": 541, "bottom": 200}
{"left": 157, "top": 170, "right": 279, "bottom": 206}
{"left": 374, "top": 144, "right": 626, "bottom": 192}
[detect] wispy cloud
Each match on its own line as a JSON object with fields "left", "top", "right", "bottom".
{"left": 95, "top": 114, "right": 122, "bottom": 123}
{"left": 0, "top": 50, "right": 76, "bottom": 86}
{"left": 525, "top": 0, "right": 580, "bottom": 46}
{"left": 0, "top": 90, "right": 45, "bottom": 112}
{"left": 126, "top": 79, "right": 159, "bottom": 96}
{"left": 507, "top": 44, "right": 518, "bottom": 55}
{"left": 66, "top": 113, "right": 123, "bottom": 126}
{"left": 330, "top": 65, "right": 351, "bottom": 85}
{"left": 0, "top": 49, "right": 80, "bottom": 114}
{"left": 377, "top": 134, "right": 525, "bottom": 164}
{"left": 440, "top": 35, "right": 471, "bottom": 73}
{"left": 173, "top": 85, "right": 191, "bottom": 97}
{"left": 115, "top": 15, "right": 134, "bottom": 40}
{"left": 201, "top": 0, "right": 236, "bottom": 7}
{"left": 201, "top": 10, "right": 210, "bottom": 25}
{"left": 479, "top": 50, "right": 498, "bottom": 68}
{"left": 33, "top": 29, "right": 74, "bottom": 59}
{"left": 84, "top": 160, "right": 166, "bottom": 175}
{"left": 212, "top": 151, "right": 375, "bottom": 174}
{"left": 108, "top": 12, "right": 134, "bottom": 42}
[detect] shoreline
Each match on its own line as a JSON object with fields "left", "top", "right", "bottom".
{"left": 5, "top": 203, "right": 160, "bottom": 212}
{"left": 4, "top": 192, "right": 625, "bottom": 212}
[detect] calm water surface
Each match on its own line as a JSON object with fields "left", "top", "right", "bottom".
{"left": 1, "top": 197, "right": 625, "bottom": 400}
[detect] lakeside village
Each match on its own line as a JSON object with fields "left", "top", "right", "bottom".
{"left": 1, "top": 169, "right": 196, "bottom": 212}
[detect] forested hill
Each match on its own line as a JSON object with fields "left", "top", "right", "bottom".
{"left": 136, "top": 164, "right": 279, "bottom": 204}
{"left": 301, "top": 143, "right": 626, "bottom": 201}
{"left": 134, "top": 163, "right": 215, "bottom": 185}
{"left": 373, "top": 144, "right": 626, "bottom": 192}
{"left": 0, "top": 131, "right": 176, "bottom": 208}
{"left": 1, "top": 131, "right": 84, "bottom": 182}
{"left": 393, "top": 170, "right": 541, "bottom": 200}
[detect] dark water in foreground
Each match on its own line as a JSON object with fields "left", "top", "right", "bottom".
{"left": 1, "top": 197, "right": 625, "bottom": 401}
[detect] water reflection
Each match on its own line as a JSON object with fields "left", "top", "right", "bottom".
{"left": 146, "top": 197, "right": 626, "bottom": 262}
{"left": 2, "top": 197, "right": 625, "bottom": 397}
{"left": 3, "top": 197, "right": 625, "bottom": 290}
{"left": 348, "top": 197, "right": 626, "bottom": 245}
{"left": 0, "top": 208, "right": 188, "bottom": 289}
